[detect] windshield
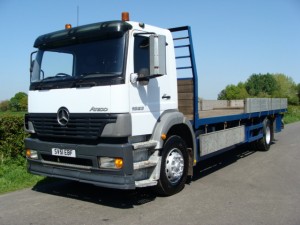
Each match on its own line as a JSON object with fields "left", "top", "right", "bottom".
{"left": 30, "top": 36, "right": 126, "bottom": 89}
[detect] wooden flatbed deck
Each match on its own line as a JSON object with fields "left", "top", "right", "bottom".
{"left": 177, "top": 79, "right": 287, "bottom": 121}
{"left": 199, "top": 109, "right": 244, "bottom": 118}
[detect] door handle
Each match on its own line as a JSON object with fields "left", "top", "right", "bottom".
{"left": 162, "top": 94, "right": 171, "bottom": 100}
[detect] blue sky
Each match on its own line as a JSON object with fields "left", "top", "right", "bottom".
{"left": 0, "top": 0, "right": 299, "bottom": 101}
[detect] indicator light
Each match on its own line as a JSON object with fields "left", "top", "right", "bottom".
{"left": 26, "top": 149, "right": 31, "bottom": 158}
{"left": 115, "top": 158, "right": 123, "bottom": 169}
{"left": 161, "top": 133, "right": 167, "bottom": 140}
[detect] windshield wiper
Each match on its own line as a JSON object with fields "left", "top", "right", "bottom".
{"left": 73, "top": 73, "right": 122, "bottom": 88}
{"left": 79, "top": 72, "right": 121, "bottom": 79}
{"left": 32, "top": 82, "right": 55, "bottom": 90}
{"left": 75, "top": 81, "right": 97, "bottom": 88}
{"left": 42, "top": 73, "right": 72, "bottom": 81}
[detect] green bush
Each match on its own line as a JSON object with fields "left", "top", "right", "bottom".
{"left": 284, "top": 105, "right": 300, "bottom": 124}
{"left": 0, "top": 114, "right": 27, "bottom": 163}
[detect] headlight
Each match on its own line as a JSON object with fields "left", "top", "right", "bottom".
{"left": 26, "top": 149, "right": 38, "bottom": 159}
{"left": 98, "top": 157, "right": 123, "bottom": 169}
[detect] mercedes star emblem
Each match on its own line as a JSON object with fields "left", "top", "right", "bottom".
{"left": 57, "top": 107, "right": 70, "bottom": 126}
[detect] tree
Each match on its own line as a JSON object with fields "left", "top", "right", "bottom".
{"left": 19, "top": 96, "right": 28, "bottom": 111}
{"left": 245, "top": 73, "right": 278, "bottom": 97}
{"left": 218, "top": 82, "right": 249, "bottom": 100}
{"left": 0, "top": 100, "right": 10, "bottom": 111}
{"left": 297, "top": 83, "right": 300, "bottom": 101}
{"left": 9, "top": 92, "right": 28, "bottom": 112}
{"left": 273, "top": 74, "right": 299, "bottom": 105}
{"left": 217, "top": 73, "right": 299, "bottom": 104}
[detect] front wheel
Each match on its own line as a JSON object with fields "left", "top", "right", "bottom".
{"left": 155, "top": 135, "right": 189, "bottom": 196}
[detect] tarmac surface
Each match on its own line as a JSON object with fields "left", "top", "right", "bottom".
{"left": 0, "top": 122, "right": 299, "bottom": 225}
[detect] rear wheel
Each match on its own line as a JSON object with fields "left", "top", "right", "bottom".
{"left": 155, "top": 135, "right": 189, "bottom": 196}
{"left": 256, "top": 119, "right": 272, "bottom": 151}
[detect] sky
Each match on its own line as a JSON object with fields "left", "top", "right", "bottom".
{"left": 0, "top": 0, "right": 299, "bottom": 101}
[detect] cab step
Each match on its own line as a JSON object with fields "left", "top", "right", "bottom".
{"left": 134, "top": 160, "right": 157, "bottom": 170}
{"left": 135, "top": 179, "right": 158, "bottom": 188}
{"left": 132, "top": 140, "right": 158, "bottom": 150}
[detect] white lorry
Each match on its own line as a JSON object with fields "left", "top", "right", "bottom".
{"left": 25, "top": 13, "right": 287, "bottom": 195}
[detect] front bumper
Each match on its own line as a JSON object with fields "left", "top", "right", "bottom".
{"left": 25, "top": 138, "right": 135, "bottom": 189}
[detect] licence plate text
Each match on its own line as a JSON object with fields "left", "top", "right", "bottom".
{"left": 52, "top": 148, "right": 76, "bottom": 158}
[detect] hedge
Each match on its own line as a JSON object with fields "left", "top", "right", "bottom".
{"left": 0, "top": 115, "right": 28, "bottom": 163}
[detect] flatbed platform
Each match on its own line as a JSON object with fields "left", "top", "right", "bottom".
{"left": 180, "top": 97, "right": 287, "bottom": 122}
{"left": 199, "top": 109, "right": 244, "bottom": 118}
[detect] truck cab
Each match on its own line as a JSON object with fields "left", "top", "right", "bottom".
{"left": 25, "top": 13, "right": 194, "bottom": 195}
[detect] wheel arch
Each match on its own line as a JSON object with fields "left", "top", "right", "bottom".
{"left": 151, "top": 110, "right": 195, "bottom": 150}
{"left": 151, "top": 110, "right": 196, "bottom": 175}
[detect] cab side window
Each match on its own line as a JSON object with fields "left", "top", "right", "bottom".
{"left": 134, "top": 36, "right": 149, "bottom": 73}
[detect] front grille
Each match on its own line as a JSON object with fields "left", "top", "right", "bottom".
{"left": 41, "top": 154, "right": 93, "bottom": 167}
{"left": 29, "top": 113, "right": 117, "bottom": 140}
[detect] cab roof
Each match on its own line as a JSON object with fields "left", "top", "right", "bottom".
{"left": 34, "top": 20, "right": 132, "bottom": 49}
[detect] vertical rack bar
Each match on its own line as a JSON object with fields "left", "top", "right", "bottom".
{"left": 169, "top": 26, "right": 199, "bottom": 127}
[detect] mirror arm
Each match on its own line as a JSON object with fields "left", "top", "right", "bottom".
{"left": 134, "top": 32, "right": 156, "bottom": 37}
{"left": 148, "top": 74, "right": 163, "bottom": 79}
{"left": 30, "top": 51, "right": 38, "bottom": 73}
{"left": 136, "top": 76, "right": 150, "bottom": 81}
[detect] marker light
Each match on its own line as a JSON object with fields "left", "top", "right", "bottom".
{"left": 122, "top": 12, "right": 130, "bottom": 21}
{"left": 65, "top": 24, "right": 72, "bottom": 29}
{"left": 161, "top": 133, "right": 167, "bottom": 140}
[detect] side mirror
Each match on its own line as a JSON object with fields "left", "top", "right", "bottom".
{"left": 131, "top": 33, "right": 166, "bottom": 86}
{"left": 149, "top": 34, "right": 166, "bottom": 76}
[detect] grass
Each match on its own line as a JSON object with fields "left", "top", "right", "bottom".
{"left": 0, "top": 111, "right": 44, "bottom": 195}
{"left": 283, "top": 105, "right": 300, "bottom": 124}
{"left": 0, "top": 157, "right": 45, "bottom": 194}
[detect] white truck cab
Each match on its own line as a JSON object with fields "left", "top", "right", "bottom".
{"left": 25, "top": 13, "right": 193, "bottom": 195}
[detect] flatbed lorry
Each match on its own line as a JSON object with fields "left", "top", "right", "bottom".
{"left": 25, "top": 13, "right": 287, "bottom": 195}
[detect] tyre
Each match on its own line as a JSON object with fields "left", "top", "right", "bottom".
{"left": 155, "top": 135, "right": 189, "bottom": 196}
{"left": 256, "top": 119, "right": 272, "bottom": 151}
